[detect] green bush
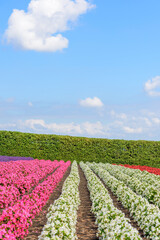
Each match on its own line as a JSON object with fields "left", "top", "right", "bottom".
{"left": 0, "top": 130, "right": 160, "bottom": 167}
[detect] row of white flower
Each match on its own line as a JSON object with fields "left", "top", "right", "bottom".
{"left": 88, "top": 162, "right": 160, "bottom": 239}
{"left": 80, "top": 162, "right": 142, "bottom": 240}
{"left": 99, "top": 163, "right": 160, "bottom": 208}
{"left": 115, "top": 164, "right": 160, "bottom": 191}
{"left": 38, "top": 161, "right": 80, "bottom": 240}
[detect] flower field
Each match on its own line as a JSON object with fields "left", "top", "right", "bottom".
{"left": 0, "top": 158, "right": 70, "bottom": 239}
{"left": 0, "top": 157, "right": 160, "bottom": 239}
{"left": 116, "top": 163, "right": 160, "bottom": 175}
{"left": 0, "top": 156, "right": 34, "bottom": 162}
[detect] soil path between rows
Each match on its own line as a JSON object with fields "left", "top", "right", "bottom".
{"left": 76, "top": 165, "right": 98, "bottom": 240}
{"left": 24, "top": 165, "right": 71, "bottom": 240}
{"left": 94, "top": 171, "right": 148, "bottom": 240}
{"left": 27, "top": 166, "right": 59, "bottom": 195}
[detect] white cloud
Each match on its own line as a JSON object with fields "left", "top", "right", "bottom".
{"left": 110, "top": 110, "right": 127, "bottom": 120}
{"left": 82, "top": 121, "right": 105, "bottom": 135}
{"left": 123, "top": 126, "right": 143, "bottom": 134}
{"left": 48, "top": 122, "right": 82, "bottom": 134}
{"left": 144, "top": 76, "right": 160, "bottom": 96}
{"left": 152, "top": 117, "right": 160, "bottom": 124}
{"left": 24, "top": 119, "right": 46, "bottom": 129}
{"left": 5, "top": 0, "right": 94, "bottom": 52}
{"left": 28, "top": 101, "right": 33, "bottom": 107}
{"left": 79, "top": 97, "right": 104, "bottom": 107}
{"left": 2, "top": 100, "right": 160, "bottom": 139}
{"left": 141, "top": 117, "right": 152, "bottom": 127}
{"left": 20, "top": 119, "right": 104, "bottom": 136}
{"left": 0, "top": 123, "right": 16, "bottom": 128}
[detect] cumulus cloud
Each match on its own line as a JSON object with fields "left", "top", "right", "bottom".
{"left": 24, "top": 119, "right": 46, "bottom": 129}
{"left": 79, "top": 97, "right": 104, "bottom": 108}
{"left": 0, "top": 111, "right": 159, "bottom": 139}
{"left": 144, "top": 76, "right": 160, "bottom": 96}
{"left": 123, "top": 126, "right": 143, "bottom": 134}
{"left": 20, "top": 119, "right": 104, "bottom": 136}
{"left": 5, "top": 0, "right": 94, "bottom": 52}
{"left": 28, "top": 102, "right": 33, "bottom": 107}
{"left": 141, "top": 117, "right": 152, "bottom": 127}
{"left": 0, "top": 123, "right": 16, "bottom": 129}
{"left": 3, "top": 100, "right": 160, "bottom": 139}
{"left": 82, "top": 121, "right": 104, "bottom": 135}
{"left": 20, "top": 119, "right": 82, "bottom": 134}
{"left": 110, "top": 110, "right": 127, "bottom": 120}
{"left": 152, "top": 117, "right": 160, "bottom": 124}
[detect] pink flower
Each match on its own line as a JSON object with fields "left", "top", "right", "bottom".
{"left": 0, "top": 160, "right": 70, "bottom": 239}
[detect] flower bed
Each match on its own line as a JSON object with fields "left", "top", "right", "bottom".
{"left": 0, "top": 155, "right": 34, "bottom": 162}
{"left": 0, "top": 161, "right": 70, "bottom": 239}
{"left": 80, "top": 162, "right": 142, "bottom": 240}
{"left": 112, "top": 163, "right": 160, "bottom": 189}
{"left": 0, "top": 159, "right": 60, "bottom": 209}
{"left": 38, "top": 161, "right": 80, "bottom": 240}
{"left": 100, "top": 163, "right": 160, "bottom": 208}
{"left": 89, "top": 162, "right": 160, "bottom": 239}
{"left": 118, "top": 164, "right": 160, "bottom": 175}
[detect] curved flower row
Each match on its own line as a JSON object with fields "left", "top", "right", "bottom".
{"left": 38, "top": 161, "right": 80, "bottom": 240}
{"left": 0, "top": 159, "right": 57, "bottom": 179}
{"left": 80, "top": 162, "right": 142, "bottom": 240}
{"left": 88, "top": 162, "right": 160, "bottom": 239}
{"left": 0, "top": 161, "right": 70, "bottom": 240}
{"left": 101, "top": 163, "right": 160, "bottom": 208}
{"left": 119, "top": 164, "right": 160, "bottom": 175}
{"left": 0, "top": 159, "right": 60, "bottom": 209}
{"left": 0, "top": 159, "right": 59, "bottom": 188}
{"left": 115, "top": 164, "right": 160, "bottom": 189}
{"left": 0, "top": 155, "right": 34, "bottom": 162}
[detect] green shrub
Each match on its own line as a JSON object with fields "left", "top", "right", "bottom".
{"left": 0, "top": 130, "right": 160, "bottom": 167}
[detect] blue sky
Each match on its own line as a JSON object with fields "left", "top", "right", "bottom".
{"left": 0, "top": 0, "right": 160, "bottom": 140}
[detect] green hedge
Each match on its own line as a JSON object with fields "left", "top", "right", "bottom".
{"left": 0, "top": 130, "right": 160, "bottom": 167}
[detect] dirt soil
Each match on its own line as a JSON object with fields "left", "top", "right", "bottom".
{"left": 23, "top": 164, "right": 148, "bottom": 240}
{"left": 23, "top": 166, "right": 71, "bottom": 240}
{"left": 27, "top": 166, "right": 59, "bottom": 195}
{"left": 76, "top": 165, "right": 99, "bottom": 240}
{"left": 97, "top": 175, "right": 148, "bottom": 240}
